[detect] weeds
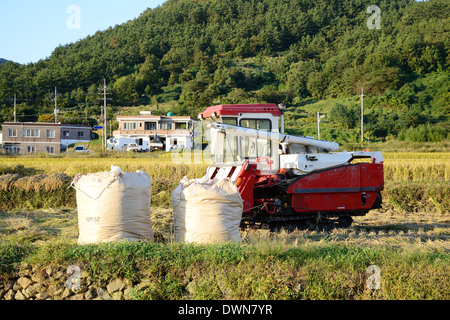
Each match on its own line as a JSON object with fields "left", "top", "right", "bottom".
{"left": 0, "top": 174, "right": 75, "bottom": 211}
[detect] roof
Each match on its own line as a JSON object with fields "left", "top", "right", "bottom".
{"left": 116, "top": 115, "right": 195, "bottom": 121}
{"left": 2, "top": 122, "right": 91, "bottom": 129}
{"left": 2, "top": 122, "right": 61, "bottom": 127}
{"left": 199, "top": 104, "right": 282, "bottom": 118}
{"left": 60, "top": 124, "right": 91, "bottom": 129}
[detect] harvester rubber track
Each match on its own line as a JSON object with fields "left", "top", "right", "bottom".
{"left": 241, "top": 212, "right": 355, "bottom": 232}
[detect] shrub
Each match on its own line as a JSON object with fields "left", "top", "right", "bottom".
{"left": 329, "top": 103, "right": 359, "bottom": 129}
{"left": 398, "top": 124, "right": 448, "bottom": 142}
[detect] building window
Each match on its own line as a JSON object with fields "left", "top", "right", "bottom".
{"left": 46, "top": 146, "right": 55, "bottom": 154}
{"left": 78, "top": 131, "right": 84, "bottom": 138}
{"left": 4, "top": 143, "right": 20, "bottom": 153}
{"left": 145, "top": 122, "right": 157, "bottom": 130}
{"left": 8, "top": 128, "right": 17, "bottom": 137}
{"left": 123, "top": 122, "right": 137, "bottom": 130}
{"left": 22, "top": 129, "right": 40, "bottom": 138}
{"left": 160, "top": 123, "right": 173, "bottom": 130}
{"left": 47, "top": 129, "right": 56, "bottom": 138}
{"left": 63, "top": 131, "right": 70, "bottom": 137}
{"left": 27, "top": 146, "right": 36, "bottom": 153}
{"left": 176, "top": 123, "right": 187, "bottom": 130}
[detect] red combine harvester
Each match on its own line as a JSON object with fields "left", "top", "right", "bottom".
{"left": 198, "top": 104, "right": 384, "bottom": 231}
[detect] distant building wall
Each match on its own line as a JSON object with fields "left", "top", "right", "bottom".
{"left": 61, "top": 125, "right": 92, "bottom": 147}
{"left": 2, "top": 122, "right": 62, "bottom": 154}
{"left": 1, "top": 123, "right": 92, "bottom": 154}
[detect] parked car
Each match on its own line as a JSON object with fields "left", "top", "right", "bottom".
{"left": 150, "top": 142, "right": 164, "bottom": 151}
{"left": 126, "top": 144, "right": 145, "bottom": 152}
{"left": 169, "top": 145, "right": 184, "bottom": 151}
{"left": 74, "top": 145, "right": 89, "bottom": 153}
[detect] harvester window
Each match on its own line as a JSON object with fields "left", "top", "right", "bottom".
{"left": 239, "top": 119, "right": 272, "bottom": 160}
{"left": 241, "top": 137, "right": 271, "bottom": 159}
{"left": 240, "top": 119, "right": 271, "bottom": 131}
{"left": 221, "top": 117, "right": 237, "bottom": 126}
{"left": 223, "top": 135, "right": 238, "bottom": 163}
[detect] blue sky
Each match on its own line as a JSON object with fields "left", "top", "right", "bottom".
{"left": 0, "top": 0, "right": 166, "bottom": 64}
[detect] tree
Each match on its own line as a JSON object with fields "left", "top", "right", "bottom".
{"left": 138, "top": 55, "right": 162, "bottom": 95}
{"left": 15, "top": 103, "right": 38, "bottom": 123}
{"left": 113, "top": 75, "right": 139, "bottom": 105}
{"left": 0, "top": 0, "right": 446, "bottom": 140}
{"left": 329, "top": 103, "right": 359, "bottom": 129}
{"left": 38, "top": 114, "right": 55, "bottom": 123}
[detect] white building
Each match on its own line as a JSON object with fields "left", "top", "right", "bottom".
{"left": 110, "top": 112, "right": 196, "bottom": 152}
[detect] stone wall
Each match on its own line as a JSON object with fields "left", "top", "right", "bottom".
{"left": 0, "top": 263, "right": 143, "bottom": 300}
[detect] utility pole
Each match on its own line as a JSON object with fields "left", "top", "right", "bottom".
{"left": 360, "top": 87, "right": 365, "bottom": 147}
{"left": 317, "top": 112, "right": 325, "bottom": 140}
{"left": 99, "top": 79, "right": 112, "bottom": 151}
{"left": 103, "top": 79, "right": 107, "bottom": 150}
{"left": 53, "top": 87, "right": 61, "bottom": 123}
{"left": 13, "top": 94, "right": 17, "bottom": 122}
{"left": 317, "top": 112, "right": 321, "bottom": 140}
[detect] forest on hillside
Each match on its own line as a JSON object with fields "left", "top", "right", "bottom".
{"left": 0, "top": 0, "right": 448, "bottom": 143}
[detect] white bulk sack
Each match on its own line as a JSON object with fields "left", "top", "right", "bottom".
{"left": 171, "top": 175, "right": 211, "bottom": 243}
{"left": 73, "top": 166, "right": 154, "bottom": 244}
{"left": 171, "top": 176, "right": 189, "bottom": 243}
{"left": 173, "top": 177, "right": 243, "bottom": 244}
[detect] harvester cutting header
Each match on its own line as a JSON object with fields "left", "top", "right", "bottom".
{"left": 198, "top": 103, "right": 384, "bottom": 231}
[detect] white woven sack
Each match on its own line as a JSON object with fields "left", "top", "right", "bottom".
{"left": 171, "top": 176, "right": 189, "bottom": 243}
{"left": 183, "top": 178, "right": 243, "bottom": 244}
{"left": 172, "top": 175, "right": 212, "bottom": 243}
{"left": 74, "top": 167, "right": 154, "bottom": 244}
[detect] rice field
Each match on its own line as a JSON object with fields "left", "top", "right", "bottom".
{"left": 0, "top": 152, "right": 448, "bottom": 182}
{"left": 383, "top": 153, "right": 450, "bottom": 182}
{"left": 0, "top": 151, "right": 448, "bottom": 300}
{"left": 0, "top": 153, "right": 208, "bottom": 179}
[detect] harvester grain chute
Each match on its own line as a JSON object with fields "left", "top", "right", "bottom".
{"left": 198, "top": 104, "right": 384, "bottom": 231}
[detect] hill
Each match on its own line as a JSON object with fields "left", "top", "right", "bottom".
{"left": 0, "top": 0, "right": 448, "bottom": 143}
{"left": 0, "top": 59, "right": 9, "bottom": 64}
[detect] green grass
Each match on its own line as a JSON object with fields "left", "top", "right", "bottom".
{"left": 0, "top": 208, "right": 448, "bottom": 300}
{"left": 2, "top": 237, "right": 448, "bottom": 300}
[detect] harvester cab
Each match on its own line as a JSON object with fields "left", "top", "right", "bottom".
{"left": 198, "top": 104, "right": 384, "bottom": 231}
